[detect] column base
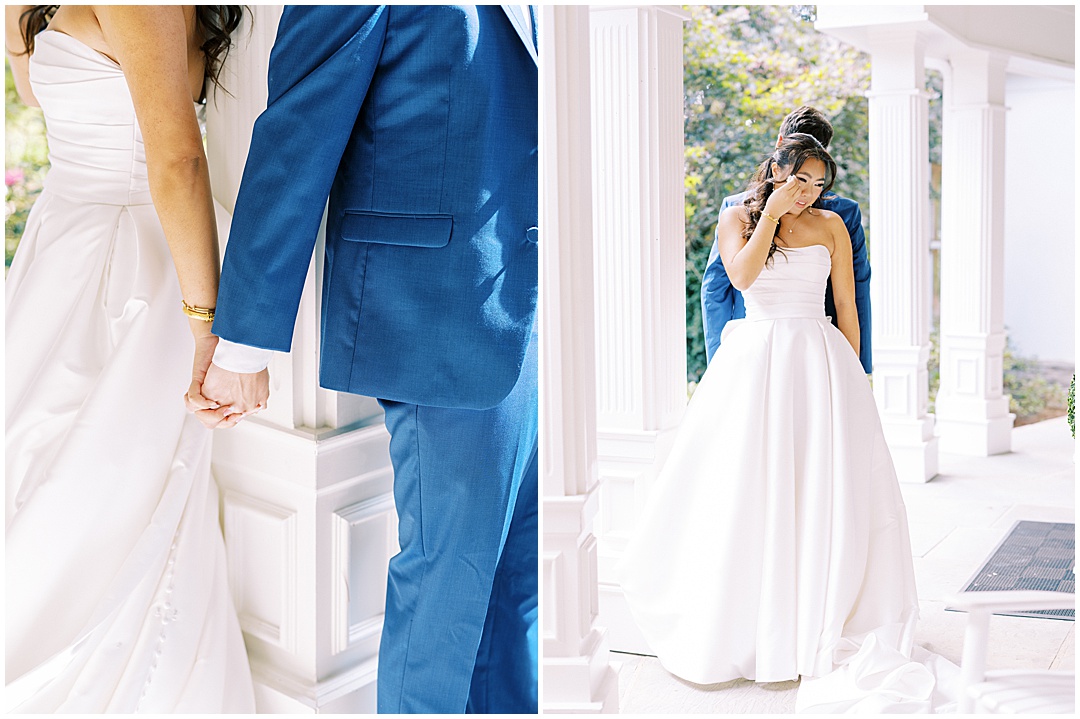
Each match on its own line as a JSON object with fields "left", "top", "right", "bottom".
{"left": 936, "top": 413, "right": 1015, "bottom": 456}
{"left": 251, "top": 656, "right": 378, "bottom": 713}
{"left": 595, "top": 427, "right": 678, "bottom": 576}
{"left": 544, "top": 628, "right": 620, "bottom": 713}
{"left": 880, "top": 420, "right": 939, "bottom": 483}
{"left": 598, "top": 582, "right": 650, "bottom": 655}
{"left": 594, "top": 427, "right": 677, "bottom": 655}
{"left": 879, "top": 414, "right": 938, "bottom": 483}
{"left": 214, "top": 419, "right": 394, "bottom": 715}
{"left": 888, "top": 435, "right": 940, "bottom": 483}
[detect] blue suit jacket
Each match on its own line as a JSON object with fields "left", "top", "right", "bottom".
{"left": 700, "top": 191, "right": 873, "bottom": 373}
{"left": 214, "top": 6, "right": 538, "bottom": 409}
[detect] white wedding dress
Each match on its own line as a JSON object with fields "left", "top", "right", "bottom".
{"left": 5, "top": 30, "right": 255, "bottom": 712}
{"left": 623, "top": 244, "right": 950, "bottom": 711}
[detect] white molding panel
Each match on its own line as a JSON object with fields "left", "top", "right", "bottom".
{"left": 223, "top": 492, "right": 299, "bottom": 652}
{"left": 330, "top": 494, "right": 397, "bottom": 655}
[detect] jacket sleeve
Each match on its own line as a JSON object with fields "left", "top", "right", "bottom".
{"left": 844, "top": 201, "right": 873, "bottom": 374}
{"left": 213, "top": 6, "right": 390, "bottom": 351}
{"left": 701, "top": 194, "right": 739, "bottom": 364}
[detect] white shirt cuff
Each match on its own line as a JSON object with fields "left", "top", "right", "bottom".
{"left": 212, "top": 339, "right": 274, "bottom": 373}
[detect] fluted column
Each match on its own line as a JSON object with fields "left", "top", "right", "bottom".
{"left": 867, "top": 31, "right": 939, "bottom": 483}
{"left": 587, "top": 5, "right": 689, "bottom": 652}
{"left": 935, "top": 49, "right": 1013, "bottom": 455}
{"left": 204, "top": 6, "right": 394, "bottom": 712}
{"left": 540, "top": 6, "right": 619, "bottom": 714}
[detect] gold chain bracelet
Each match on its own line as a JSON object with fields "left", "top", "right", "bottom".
{"left": 181, "top": 300, "right": 215, "bottom": 322}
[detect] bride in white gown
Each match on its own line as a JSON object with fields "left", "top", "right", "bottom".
{"left": 5, "top": 5, "right": 255, "bottom": 711}
{"left": 622, "top": 134, "right": 948, "bottom": 711}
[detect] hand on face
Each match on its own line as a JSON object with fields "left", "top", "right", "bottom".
{"left": 763, "top": 173, "right": 804, "bottom": 219}
{"left": 763, "top": 159, "right": 826, "bottom": 219}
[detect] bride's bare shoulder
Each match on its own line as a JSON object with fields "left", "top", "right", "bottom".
{"left": 810, "top": 208, "right": 846, "bottom": 236}
{"left": 811, "top": 207, "right": 842, "bottom": 225}
{"left": 718, "top": 203, "right": 750, "bottom": 227}
{"left": 46, "top": 6, "right": 106, "bottom": 47}
{"left": 810, "top": 209, "right": 848, "bottom": 256}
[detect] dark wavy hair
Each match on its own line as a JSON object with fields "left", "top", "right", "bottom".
{"left": 16, "top": 6, "right": 244, "bottom": 95}
{"left": 741, "top": 133, "right": 837, "bottom": 264}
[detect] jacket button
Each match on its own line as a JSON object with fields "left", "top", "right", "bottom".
{"left": 526, "top": 226, "right": 539, "bottom": 244}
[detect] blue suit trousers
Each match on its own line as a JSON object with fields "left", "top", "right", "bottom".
{"left": 376, "top": 333, "right": 538, "bottom": 713}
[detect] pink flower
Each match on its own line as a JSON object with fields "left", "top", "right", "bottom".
{"left": 5, "top": 169, "right": 25, "bottom": 187}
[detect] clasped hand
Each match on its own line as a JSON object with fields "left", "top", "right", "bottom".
{"left": 184, "top": 333, "right": 270, "bottom": 429}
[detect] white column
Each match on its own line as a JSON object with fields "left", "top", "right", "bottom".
{"left": 867, "top": 31, "right": 939, "bottom": 483}
{"left": 205, "top": 7, "right": 394, "bottom": 713}
{"left": 935, "top": 50, "right": 1013, "bottom": 455}
{"left": 587, "top": 5, "right": 689, "bottom": 652}
{"left": 540, "top": 6, "right": 619, "bottom": 714}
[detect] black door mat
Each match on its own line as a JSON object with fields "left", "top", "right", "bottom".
{"left": 948, "top": 521, "right": 1074, "bottom": 621}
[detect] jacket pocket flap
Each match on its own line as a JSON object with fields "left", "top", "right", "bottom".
{"left": 340, "top": 211, "right": 453, "bottom": 248}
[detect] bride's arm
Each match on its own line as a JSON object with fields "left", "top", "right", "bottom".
{"left": 95, "top": 5, "right": 223, "bottom": 405}
{"left": 717, "top": 177, "right": 802, "bottom": 290}
{"left": 5, "top": 6, "right": 39, "bottom": 107}
{"left": 828, "top": 215, "right": 860, "bottom": 357}
{"left": 96, "top": 6, "right": 219, "bottom": 316}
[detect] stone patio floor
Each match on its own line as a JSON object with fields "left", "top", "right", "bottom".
{"left": 614, "top": 416, "right": 1076, "bottom": 713}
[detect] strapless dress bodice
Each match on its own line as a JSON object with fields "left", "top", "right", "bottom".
{"left": 29, "top": 30, "right": 151, "bottom": 205}
{"left": 743, "top": 243, "right": 830, "bottom": 321}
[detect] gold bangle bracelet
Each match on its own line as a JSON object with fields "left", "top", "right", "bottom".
{"left": 761, "top": 211, "right": 780, "bottom": 225}
{"left": 181, "top": 300, "right": 215, "bottom": 322}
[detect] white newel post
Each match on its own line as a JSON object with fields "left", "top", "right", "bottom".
{"left": 935, "top": 49, "right": 1014, "bottom": 456}
{"left": 867, "top": 31, "right": 938, "bottom": 483}
{"left": 587, "top": 5, "right": 688, "bottom": 652}
{"left": 540, "top": 6, "right": 619, "bottom": 714}
{"left": 204, "top": 6, "right": 395, "bottom": 713}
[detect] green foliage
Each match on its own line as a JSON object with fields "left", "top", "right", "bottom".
{"left": 5, "top": 58, "right": 50, "bottom": 268}
{"left": 927, "top": 328, "right": 940, "bottom": 413}
{"left": 683, "top": 5, "right": 871, "bottom": 382}
{"left": 926, "top": 71, "right": 943, "bottom": 167}
{"left": 1002, "top": 341, "right": 1063, "bottom": 420}
{"left": 1068, "top": 374, "right": 1075, "bottom": 439}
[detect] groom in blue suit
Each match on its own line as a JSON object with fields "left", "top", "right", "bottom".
{"left": 201, "top": 6, "right": 538, "bottom": 713}
{"left": 701, "top": 106, "right": 873, "bottom": 374}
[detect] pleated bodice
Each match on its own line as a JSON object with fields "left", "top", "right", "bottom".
{"left": 743, "top": 244, "right": 830, "bottom": 322}
{"left": 30, "top": 30, "right": 151, "bottom": 206}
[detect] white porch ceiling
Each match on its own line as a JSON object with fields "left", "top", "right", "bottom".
{"left": 815, "top": 5, "right": 1074, "bottom": 81}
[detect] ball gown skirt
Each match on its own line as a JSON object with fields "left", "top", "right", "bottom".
{"left": 5, "top": 30, "right": 254, "bottom": 712}
{"left": 622, "top": 245, "right": 937, "bottom": 710}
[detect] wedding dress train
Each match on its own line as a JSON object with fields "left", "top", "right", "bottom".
{"left": 5, "top": 30, "right": 254, "bottom": 712}
{"left": 623, "top": 244, "right": 953, "bottom": 711}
